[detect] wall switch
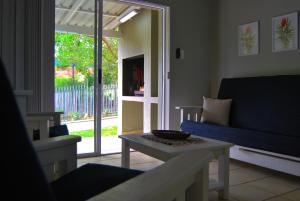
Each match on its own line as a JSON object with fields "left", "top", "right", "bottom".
{"left": 176, "top": 48, "right": 184, "bottom": 59}
{"left": 176, "top": 48, "right": 180, "bottom": 59}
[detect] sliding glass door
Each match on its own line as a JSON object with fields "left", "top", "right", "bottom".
{"left": 54, "top": 0, "right": 103, "bottom": 156}
{"left": 54, "top": 0, "right": 169, "bottom": 156}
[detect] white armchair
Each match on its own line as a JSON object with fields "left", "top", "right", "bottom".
{"left": 89, "top": 150, "right": 211, "bottom": 201}
{"left": 26, "top": 112, "right": 64, "bottom": 140}
{"left": 33, "top": 135, "right": 81, "bottom": 182}
{"left": 25, "top": 111, "right": 81, "bottom": 182}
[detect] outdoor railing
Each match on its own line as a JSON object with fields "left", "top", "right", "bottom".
{"left": 55, "top": 84, "right": 118, "bottom": 121}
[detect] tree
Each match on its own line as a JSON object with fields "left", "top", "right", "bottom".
{"left": 102, "top": 37, "right": 118, "bottom": 85}
{"left": 55, "top": 32, "right": 118, "bottom": 85}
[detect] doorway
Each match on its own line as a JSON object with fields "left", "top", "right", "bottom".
{"left": 54, "top": 0, "right": 169, "bottom": 156}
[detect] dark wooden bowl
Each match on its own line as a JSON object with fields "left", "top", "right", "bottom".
{"left": 151, "top": 130, "right": 191, "bottom": 140}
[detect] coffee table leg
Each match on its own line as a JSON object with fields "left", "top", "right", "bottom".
{"left": 121, "top": 139, "right": 130, "bottom": 168}
{"left": 218, "top": 148, "right": 230, "bottom": 200}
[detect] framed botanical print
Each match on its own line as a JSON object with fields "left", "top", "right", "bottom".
{"left": 238, "top": 21, "right": 259, "bottom": 56}
{"left": 272, "top": 12, "right": 298, "bottom": 52}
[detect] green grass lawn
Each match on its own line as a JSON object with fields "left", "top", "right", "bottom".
{"left": 70, "top": 126, "right": 117, "bottom": 137}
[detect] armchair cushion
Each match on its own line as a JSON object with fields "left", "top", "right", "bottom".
{"left": 51, "top": 163, "right": 143, "bottom": 201}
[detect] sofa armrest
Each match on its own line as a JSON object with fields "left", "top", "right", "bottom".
{"left": 175, "top": 106, "right": 203, "bottom": 123}
{"left": 175, "top": 106, "right": 203, "bottom": 109}
{"left": 88, "top": 150, "right": 211, "bottom": 201}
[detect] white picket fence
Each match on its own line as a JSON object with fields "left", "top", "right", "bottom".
{"left": 55, "top": 84, "right": 118, "bottom": 121}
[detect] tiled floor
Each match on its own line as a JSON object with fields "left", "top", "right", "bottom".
{"left": 78, "top": 152, "right": 300, "bottom": 201}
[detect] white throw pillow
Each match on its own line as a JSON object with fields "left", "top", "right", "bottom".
{"left": 201, "top": 96, "right": 232, "bottom": 126}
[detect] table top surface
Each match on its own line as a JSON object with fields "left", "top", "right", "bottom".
{"left": 119, "top": 134, "right": 233, "bottom": 154}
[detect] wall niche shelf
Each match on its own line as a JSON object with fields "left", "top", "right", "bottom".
{"left": 122, "top": 96, "right": 144, "bottom": 103}
{"left": 122, "top": 55, "right": 144, "bottom": 97}
{"left": 121, "top": 96, "right": 158, "bottom": 104}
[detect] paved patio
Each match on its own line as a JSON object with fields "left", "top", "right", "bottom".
{"left": 77, "top": 136, "right": 122, "bottom": 154}
{"left": 66, "top": 117, "right": 117, "bottom": 132}
{"left": 65, "top": 117, "right": 121, "bottom": 154}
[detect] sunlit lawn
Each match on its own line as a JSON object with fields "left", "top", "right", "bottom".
{"left": 70, "top": 126, "right": 117, "bottom": 137}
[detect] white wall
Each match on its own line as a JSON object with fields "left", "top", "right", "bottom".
{"left": 146, "top": 0, "right": 218, "bottom": 129}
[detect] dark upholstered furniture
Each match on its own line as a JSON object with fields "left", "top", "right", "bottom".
{"left": 1, "top": 57, "right": 142, "bottom": 201}
{"left": 180, "top": 75, "right": 300, "bottom": 175}
{"left": 52, "top": 164, "right": 142, "bottom": 201}
{"left": 49, "top": 124, "right": 70, "bottom": 137}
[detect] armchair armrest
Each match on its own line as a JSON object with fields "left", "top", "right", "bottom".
{"left": 27, "top": 112, "right": 64, "bottom": 126}
{"left": 33, "top": 135, "right": 81, "bottom": 182}
{"left": 88, "top": 150, "right": 211, "bottom": 201}
{"left": 175, "top": 105, "right": 203, "bottom": 123}
{"left": 33, "top": 135, "right": 81, "bottom": 151}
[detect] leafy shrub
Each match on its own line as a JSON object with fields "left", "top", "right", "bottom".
{"left": 55, "top": 77, "right": 77, "bottom": 88}
{"left": 55, "top": 76, "right": 94, "bottom": 88}
{"left": 69, "top": 112, "right": 81, "bottom": 121}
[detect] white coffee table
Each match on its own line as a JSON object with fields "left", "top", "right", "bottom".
{"left": 119, "top": 134, "right": 233, "bottom": 200}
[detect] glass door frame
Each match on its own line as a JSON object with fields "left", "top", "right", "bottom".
{"left": 94, "top": 0, "right": 103, "bottom": 156}
{"left": 77, "top": 0, "right": 103, "bottom": 158}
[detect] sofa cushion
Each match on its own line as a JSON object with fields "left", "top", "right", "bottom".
{"left": 181, "top": 120, "right": 300, "bottom": 158}
{"left": 201, "top": 96, "right": 232, "bottom": 126}
{"left": 52, "top": 164, "right": 143, "bottom": 201}
{"left": 218, "top": 75, "right": 300, "bottom": 138}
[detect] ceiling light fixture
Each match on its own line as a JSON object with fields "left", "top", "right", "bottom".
{"left": 120, "top": 10, "right": 138, "bottom": 23}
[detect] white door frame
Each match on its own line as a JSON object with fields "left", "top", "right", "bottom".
{"left": 119, "top": 0, "right": 170, "bottom": 130}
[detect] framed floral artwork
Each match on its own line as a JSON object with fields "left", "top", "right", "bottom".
{"left": 238, "top": 21, "right": 259, "bottom": 56}
{"left": 272, "top": 12, "right": 298, "bottom": 52}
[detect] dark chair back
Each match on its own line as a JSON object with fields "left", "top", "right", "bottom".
{"left": 1, "top": 57, "right": 56, "bottom": 201}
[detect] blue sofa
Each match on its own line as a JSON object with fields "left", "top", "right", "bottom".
{"left": 181, "top": 75, "right": 300, "bottom": 159}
